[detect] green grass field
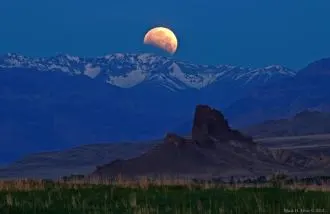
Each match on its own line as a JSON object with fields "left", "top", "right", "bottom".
{"left": 0, "top": 179, "right": 329, "bottom": 214}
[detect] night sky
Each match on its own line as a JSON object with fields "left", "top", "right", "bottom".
{"left": 1, "top": 0, "right": 330, "bottom": 69}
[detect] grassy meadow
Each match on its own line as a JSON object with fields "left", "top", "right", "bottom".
{"left": 0, "top": 177, "right": 329, "bottom": 214}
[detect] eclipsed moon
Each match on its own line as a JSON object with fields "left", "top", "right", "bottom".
{"left": 143, "top": 27, "right": 178, "bottom": 54}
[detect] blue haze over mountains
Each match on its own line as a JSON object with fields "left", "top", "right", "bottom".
{"left": 1, "top": 53, "right": 330, "bottom": 163}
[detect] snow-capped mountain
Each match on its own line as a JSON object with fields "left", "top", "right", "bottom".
{"left": 0, "top": 52, "right": 329, "bottom": 164}
{"left": 0, "top": 53, "right": 296, "bottom": 91}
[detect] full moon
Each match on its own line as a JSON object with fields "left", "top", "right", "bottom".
{"left": 143, "top": 27, "right": 178, "bottom": 54}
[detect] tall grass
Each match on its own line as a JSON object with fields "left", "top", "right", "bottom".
{"left": 0, "top": 177, "right": 329, "bottom": 214}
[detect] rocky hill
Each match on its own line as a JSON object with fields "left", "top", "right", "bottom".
{"left": 92, "top": 105, "right": 328, "bottom": 179}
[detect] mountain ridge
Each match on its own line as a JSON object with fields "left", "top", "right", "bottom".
{"left": 224, "top": 57, "right": 330, "bottom": 127}
{"left": 243, "top": 110, "right": 330, "bottom": 138}
{"left": 0, "top": 53, "right": 296, "bottom": 91}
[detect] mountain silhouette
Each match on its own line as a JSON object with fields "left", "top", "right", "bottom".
{"left": 91, "top": 105, "right": 325, "bottom": 178}
{"left": 244, "top": 110, "right": 330, "bottom": 138}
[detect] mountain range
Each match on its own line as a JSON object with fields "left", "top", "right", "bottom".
{"left": 0, "top": 53, "right": 295, "bottom": 91}
{"left": 0, "top": 53, "right": 330, "bottom": 163}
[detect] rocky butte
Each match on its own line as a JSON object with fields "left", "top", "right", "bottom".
{"left": 91, "top": 105, "right": 330, "bottom": 179}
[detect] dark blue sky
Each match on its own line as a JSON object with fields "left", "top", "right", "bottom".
{"left": 1, "top": 0, "right": 330, "bottom": 69}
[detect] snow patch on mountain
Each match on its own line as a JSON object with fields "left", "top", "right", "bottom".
{"left": 168, "top": 63, "right": 220, "bottom": 89}
{"left": 84, "top": 64, "right": 101, "bottom": 78}
{"left": 107, "top": 69, "right": 147, "bottom": 88}
{"left": 48, "top": 64, "right": 71, "bottom": 73}
{"left": 150, "top": 72, "right": 186, "bottom": 91}
{"left": 243, "top": 65, "right": 296, "bottom": 83}
{"left": 61, "top": 54, "right": 80, "bottom": 63}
